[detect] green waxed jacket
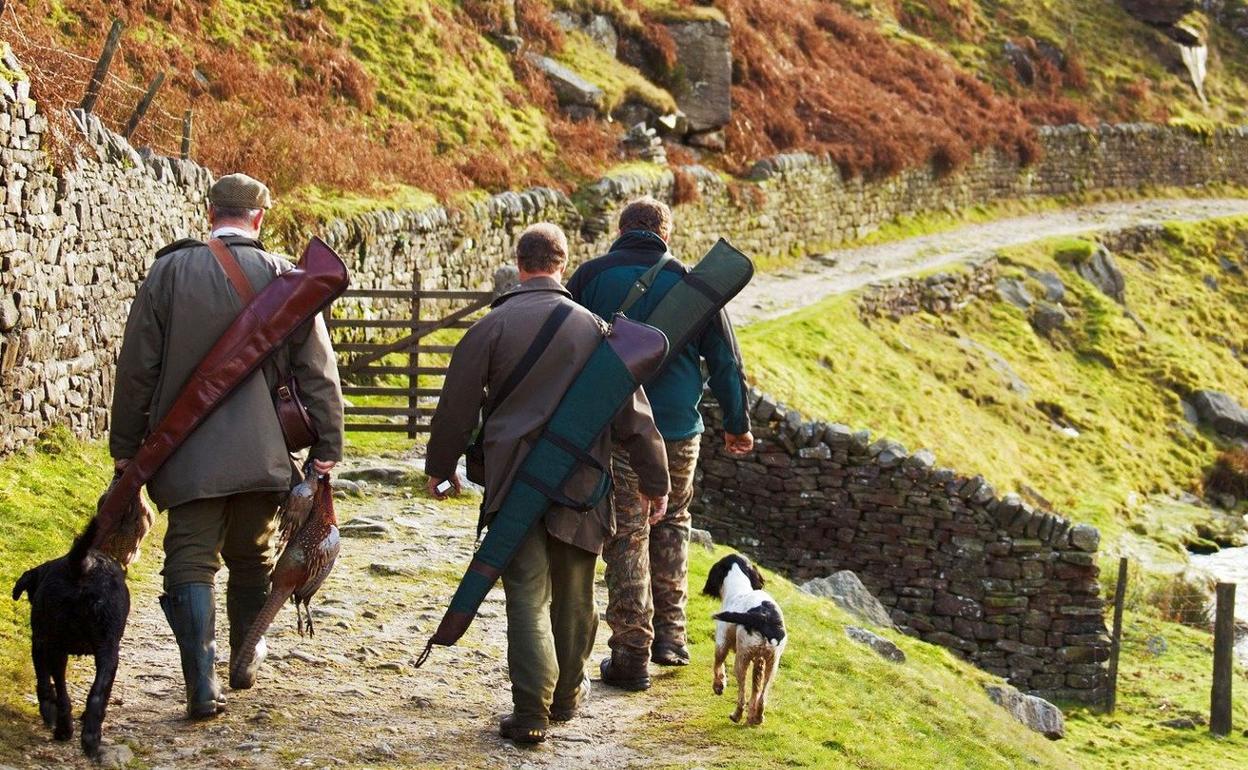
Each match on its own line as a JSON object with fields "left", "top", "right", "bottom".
{"left": 109, "top": 235, "right": 345, "bottom": 511}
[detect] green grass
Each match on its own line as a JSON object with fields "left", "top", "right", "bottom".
{"left": 1064, "top": 611, "right": 1248, "bottom": 768}
{"left": 661, "top": 546, "right": 1077, "bottom": 769}
{"left": 739, "top": 216, "right": 1248, "bottom": 543}
{"left": 653, "top": 547, "right": 1247, "bottom": 769}
{"left": 0, "top": 429, "right": 114, "bottom": 751}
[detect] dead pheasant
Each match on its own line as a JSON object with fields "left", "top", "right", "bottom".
{"left": 230, "top": 466, "right": 340, "bottom": 681}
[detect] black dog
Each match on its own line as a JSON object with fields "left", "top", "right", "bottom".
{"left": 11, "top": 519, "right": 129, "bottom": 757}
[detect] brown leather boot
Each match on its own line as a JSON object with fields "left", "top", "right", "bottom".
{"left": 599, "top": 654, "right": 651, "bottom": 692}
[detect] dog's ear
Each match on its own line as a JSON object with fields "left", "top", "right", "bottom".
{"left": 702, "top": 559, "right": 727, "bottom": 598}
{"left": 747, "top": 562, "right": 766, "bottom": 591}
{"left": 12, "top": 567, "right": 39, "bottom": 601}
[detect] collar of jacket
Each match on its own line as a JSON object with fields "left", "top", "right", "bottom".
{"left": 490, "top": 275, "right": 572, "bottom": 308}
{"left": 154, "top": 234, "right": 267, "bottom": 259}
{"left": 609, "top": 229, "right": 669, "bottom": 255}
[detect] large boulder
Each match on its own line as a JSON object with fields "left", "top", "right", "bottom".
{"left": 984, "top": 684, "right": 1065, "bottom": 740}
{"left": 801, "top": 570, "right": 895, "bottom": 628}
{"left": 1192, "top": 390, "right": 1248, "bottom": 437}
{"left": 665, "top": 18, "right": 732, "bottom": 132}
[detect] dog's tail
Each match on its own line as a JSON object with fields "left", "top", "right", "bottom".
{"left": 66, "top": 517, "right": 100, "bottom": 577}
{"left": 11, "top": 567, "right": 39, "bottom": 601}
{"left": 713, "top": 602, "right": 787, "bottom": 646}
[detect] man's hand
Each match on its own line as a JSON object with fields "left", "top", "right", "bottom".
{"left": 312, "top": 459, "right": 337, "bottom": 475}
{"left": 644, "top": 494, "right": 670, "bottom": 526}
{"left": 725, "top": 431, "right": 754, "bottom": 456}
{"left": 427, "top": 474, "right": 463, "bottom": 500}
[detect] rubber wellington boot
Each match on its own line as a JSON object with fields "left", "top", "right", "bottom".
{"left": 160, "top": 584, "right": 225, "bottom": 719}
{"left": 227, "top": 584, "right": 269, "bottom": 690}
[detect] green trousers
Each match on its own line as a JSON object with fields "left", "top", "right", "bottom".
{"left": 161, "top": 491, "right": 283, "bottom": 591}
{"left": 501, "top": 525, "right": 598, "bottom": 727}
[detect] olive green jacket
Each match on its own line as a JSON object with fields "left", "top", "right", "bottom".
{"left": 425, "top": 276, "right": 669, "bottom": 554}
{"left": 109, "top": 235, "right": 344, "bottom": 511}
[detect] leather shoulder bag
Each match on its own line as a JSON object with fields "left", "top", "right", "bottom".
{"left": 208, "top": 238, "right": 318, "bottom": 453}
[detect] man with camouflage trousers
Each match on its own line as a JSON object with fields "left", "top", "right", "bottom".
{"left": 567, "top": 197, "right": 754, "bottom": 690}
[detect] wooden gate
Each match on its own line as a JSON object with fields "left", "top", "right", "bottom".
{"left": 331, "top": 281, "right": 494, "bottom": 436}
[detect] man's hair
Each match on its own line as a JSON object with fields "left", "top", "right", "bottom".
{"left": 516, "top": 223, "right": 569, "bottom": 274}
{"left": 210, "top": 205, "right": 261, "bottom": 222}
{"left": 618, "top": 196, "right": 672, "bottom": 240}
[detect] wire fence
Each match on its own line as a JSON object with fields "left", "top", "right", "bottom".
{"left": 0, "top": 4, "right": 190, "bottom": 160}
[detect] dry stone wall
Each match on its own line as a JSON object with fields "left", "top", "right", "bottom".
{"left": 0, "top": 82, "right": 210, "bottom": 454}
{"left": 691, "top": 393, "right": 1110, "bottom": 704}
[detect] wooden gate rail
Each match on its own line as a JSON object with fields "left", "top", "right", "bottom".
{"left": 333, "top": 281, "right": 494, "bottom": 436}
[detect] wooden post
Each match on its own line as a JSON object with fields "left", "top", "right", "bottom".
{"left": 122, "top": 71, "right": 166, "bottom": 140}
{"left": 80, "top": 19, "right": 124, "bottom": 114}
{"left": 408, "top": 274, "right": 422, "bottom": 439}
{"left": 1106, "top": 557, "right": 1128, "bottom": 713}
{"left": 1211, "top": 582, "right": 1236, "bottom": 736}
{"left": 180, "top": 109, "right": 193, "bottom": 160}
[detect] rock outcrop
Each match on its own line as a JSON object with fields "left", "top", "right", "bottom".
{"left": 665, "top": 18, "right": 732, "bottom": 134}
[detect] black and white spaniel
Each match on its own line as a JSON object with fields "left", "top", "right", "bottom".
{"left": 702, "top": 553, "right": 787, "bottom": 725}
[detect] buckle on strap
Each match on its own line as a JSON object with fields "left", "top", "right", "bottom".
{"left": 277, "top": 385, "right": 293, "bottom": 400}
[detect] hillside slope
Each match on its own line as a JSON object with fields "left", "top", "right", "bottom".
{"left": 6, "top": 1, "right": 1248, "bottom": 222}
{"left": 738, "top": 216, "right": 1248, "bottom": 549}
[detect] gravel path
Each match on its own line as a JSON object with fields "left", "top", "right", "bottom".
{"left": 9, "top": 461, "right": 702, "bottom": 770}
{"left": 730, "top": 197, "right": 1248, "bottom": 324}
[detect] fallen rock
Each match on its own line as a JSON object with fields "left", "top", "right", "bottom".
{"left": 333, "top": 478, "right": 366, "bottom": 498}
{"left": 690, "top": 528, "right": 715, "bottom": 550}
{"left": 845, "top": 626, "right": 905, "bottom": 663}
{"left": 1075, "top": 244, "right": 1127, "bottom": 303}
{"left": 1030, "top": 301, "right": 1069, "bottom": 337}
{"left": 338, "top": 466, "right": 412, "bottom": 484}
{"left": 1027, "top": 269, "right": 1066, "bottom": 302}
{"left": 525, "top": 54, "right": 604, "bottom": 113}
{"left": 1192, "top": 390, "right": 1248, "bottom": 437}
{"left": 95, "top": 743, "right": 135, "bottom": 768}
{"left": 1003, "top": 40, "right": 1035, "bottom": 86}
{"left": 340, "top": 518, "right": 393, "bottom": 538}
{"left": 984, "top": 683, "right": 1065, "bottom": 740}
{"left": 801, "top": 570, "right": 894, "bottom": 628}
{"left": 996, "top": 277, "right": 1034, "bottom": 310}
{"left": 370, "top": 562, "right": 417, "bottom": 578}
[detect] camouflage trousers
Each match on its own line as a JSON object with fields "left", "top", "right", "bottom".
{"left": 603, "top": 436, "right": 701, "bottom": 660}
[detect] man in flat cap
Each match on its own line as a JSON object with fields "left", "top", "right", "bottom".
{"left": 110, "top": 173, "right": 345, "bottom": 719}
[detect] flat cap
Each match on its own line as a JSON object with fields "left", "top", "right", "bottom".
{"left": 209, "top": 172, "right": 272, "bottom": 210}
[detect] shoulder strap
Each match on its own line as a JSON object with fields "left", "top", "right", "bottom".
{"left": 617, "top": 253, "right": 675, "bottom": 317}
{"left": 208, "top": 238, "right": 256, "bottom": 304}
{"left": 486, "top": 301, "right": 575, "bottom": 417}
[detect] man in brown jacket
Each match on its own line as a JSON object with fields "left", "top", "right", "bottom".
{"left": 110, "top": 173, "right": 344, "bottom": 719}
{"left": 425, "top": 223, "right": 670, "bottom": 743}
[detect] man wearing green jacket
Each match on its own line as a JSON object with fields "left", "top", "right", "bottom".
{"left": 110, "top": 174, "right": 344, "bottom": 719}
{"left": 567, "top": 196, "right": 754, "bottom": 689}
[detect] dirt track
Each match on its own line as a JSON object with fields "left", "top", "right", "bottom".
{"left": 9, "top": 463, "right": 704, "bottom": 770}
{"left": 730, "top": 197, "right": 1248, "bottom": 324}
